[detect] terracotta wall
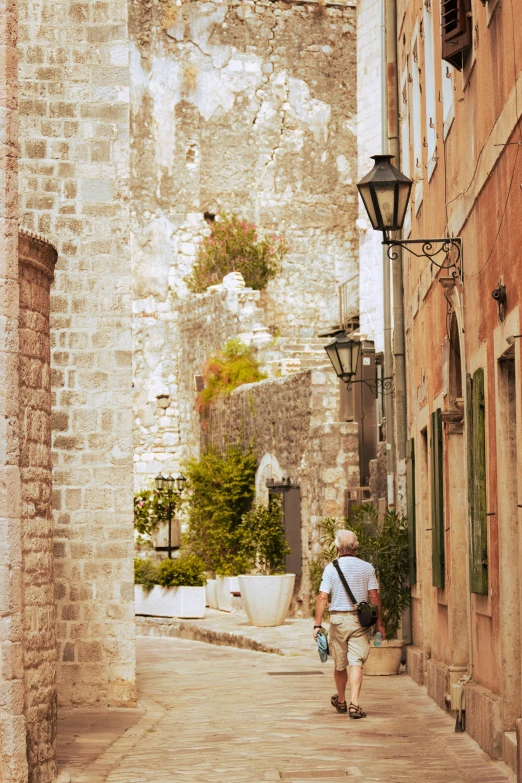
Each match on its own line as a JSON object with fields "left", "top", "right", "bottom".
{"left": 398, "top": 0, "right": 522, "bottom": 765}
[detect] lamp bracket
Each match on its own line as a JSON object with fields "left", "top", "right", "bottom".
{"left": 345, "top": 376, "right": 395, "bottom": 397}
{"left": 383, "top": 236, "right": 462, "bottom": 279}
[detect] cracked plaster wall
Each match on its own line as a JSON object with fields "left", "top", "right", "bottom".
{"left": 130, "top": 0, "right": 358, "bottom": 485}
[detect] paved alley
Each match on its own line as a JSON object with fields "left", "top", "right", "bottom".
{"left": 57, "top": 637, "right": 515, "bottom": 783}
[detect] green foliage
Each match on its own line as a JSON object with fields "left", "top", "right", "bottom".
{"left": 134, "top": 488, "right": 179, "bottom": 537}
{"left": 184, "top": 446, "right": 257, "bottom": 576}
{"left": 238, "top": 497, "right": 290, "bottom": 575}
{"left": 134, "top": 558, "right": 159, "bottom": 591}
{"left": 157, "top": 553, "right": 207, "bottom": 587}
{"left": 311, "top": 505, "right": 411, "bottom": 638}
{"left": 185, "top": 212, "right": 288, "bottom": 293}
{"left": 197, "top": 339, "right": 267, "bottom": 417}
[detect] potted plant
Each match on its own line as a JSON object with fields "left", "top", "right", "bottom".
{"left": 184, "top": 446, "right": 257, "bottom": 612}
{"left": 311, "top": 507, "right": 410, "bottom": 675}
{"left": 237, "top": 499, "right": 294, "bottom": 627}
{"left": 134, "top": 553, "right": 207, "bottom": 619}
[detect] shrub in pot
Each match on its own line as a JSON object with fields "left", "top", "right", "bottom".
{"left": 237, "top": 499, "right": 294, "bottom": 627}
{"left": 184, "top": 446, "right": 256, "bottom": 610}
{"left": 134, "top": 553, "right": 207, "bottom": 619}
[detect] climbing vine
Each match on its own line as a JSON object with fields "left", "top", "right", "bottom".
{"left": 197, "top": 338, "right": 267, "bottom": 417}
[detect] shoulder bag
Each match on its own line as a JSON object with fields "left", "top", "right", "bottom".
{"left": 332, "top": 559, "right": 378, "bottom": 629}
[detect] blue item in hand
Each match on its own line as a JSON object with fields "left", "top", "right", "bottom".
{"left": 373, "top": 631, "right": 383, "bottom": 648}
{"left": 317, "top": 629, "right": 329, "bottom": 662}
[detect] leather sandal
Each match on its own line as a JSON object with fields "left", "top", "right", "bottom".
{"left": 331, "top": 695, "right": 347, "bottom": 713}
{"left": 349, "top": 703, "right": 366, "bottom": 719}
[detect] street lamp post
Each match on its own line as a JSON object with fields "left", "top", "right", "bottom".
{"left": 154, "top": 473, "right": 187, "bottom": 559}
{"left": 357, "top": 155, "right": 463, "bottom": 278}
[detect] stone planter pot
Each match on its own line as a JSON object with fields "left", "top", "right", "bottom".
{"left": 363, "top": 639, "right": 405, "bottom": 675}
{"left": 216, "top": 576, "right": 240, "bottom": 612}
{"left": 135, "top": 585, "right": 205, "bottom": 619}
{"left": 238, "top": 574, "right": 295, "bottom": 627}
{"left": 206, "top": 578, "right": 218, "bottom": 609}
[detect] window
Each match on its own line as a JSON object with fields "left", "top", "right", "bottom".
{"left": 467, "top": 369, "right": 488, "bottom": 594}
{"left": 400, "top": 66, "right": 412, "bottom": 235}
{"left": 406, "top": 438, "right": 417, "bottom": 584}
{"left": 431, "top": 408, "right": 445, "bottom": 588}
{"left": 441, "top": 62, "right": 455, "bottom": 139}
{"left": 410, "top": 31, "right": 423, "bottom": 213}
{"left": 441, "top": 0, "right": 472, "bottom": 71}
{"left": 423, "top": 1, "right": 437, "bottom": 179}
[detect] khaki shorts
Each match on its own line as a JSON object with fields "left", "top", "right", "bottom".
{"left": 328, "top": 612, "right": 370, "bottom": 670}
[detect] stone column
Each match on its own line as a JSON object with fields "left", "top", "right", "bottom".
{"left": 18, "top": 230, "right": 58, "bottom": 783}
{"left": 0, "top": 0, "right": 28, "bottom": 778}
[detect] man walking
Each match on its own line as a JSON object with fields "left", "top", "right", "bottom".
{"left": 313, "top": 529, "right": 385, "bottom": 718}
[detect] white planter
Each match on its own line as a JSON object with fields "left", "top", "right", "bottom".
{"left": 238, "top": 574, "right": 295, "bottom": 627}
{"left": 363, "top": 639, "right": 405, "bottom": 675}
{"left": 206, "top": 578, "right": 218, "bottom": 609}
{"left": 135, "top": 585, "right": 205, "bottom": 619}
{"left": 216, "top": 576, "right": 240, "bottom": 612}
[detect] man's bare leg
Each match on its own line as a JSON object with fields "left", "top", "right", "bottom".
{"left": 334, "top": 667, "right": 348, "bottom": 703}
{"left": 349, "top": 664, "right": 363, "bottom": 705}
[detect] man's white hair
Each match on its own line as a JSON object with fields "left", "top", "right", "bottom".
{"left": 335, "top": 529, "right": 359, "bottom": 552}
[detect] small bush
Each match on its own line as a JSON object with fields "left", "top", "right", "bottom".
{"left": 184, "top": 446, "right": 257, "bottom": 576}
{"left": 157, "top": 553, "right": 207, "bottom": 588}
{"left": 185, "top": 212, "right": 288, "bottom": 293}
{"left": 197, "top": 338, "right": 267, "bottom": 417}
{"left": 134, "top": 558, "right": 159, "bottom": 591}
{"left": 239, "top": 497, "right": 290, "bottom": 575}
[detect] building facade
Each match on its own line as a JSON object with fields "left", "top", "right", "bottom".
{"left": 395, "top": 0, "right": 522, "bottom": 772}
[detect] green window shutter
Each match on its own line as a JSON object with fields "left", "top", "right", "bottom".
{"left": 406, "top": 437, "right": 417, "bottom": 584}
{"left": 468, "top": 369, "right": 488, "bottom": 595}
{"left": 431, "top": 409, "right": 445, "bottom": 588}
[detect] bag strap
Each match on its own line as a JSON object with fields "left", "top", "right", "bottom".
{"left": 332, "top": 559, "right": 358, "bottom": 607}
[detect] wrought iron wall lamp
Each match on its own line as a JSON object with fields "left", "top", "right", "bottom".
{"left": 323, "top": 331, "right": 395, "bottom": 396}
{"left": 357, "top": 155, "right": 463, "bottom": 279}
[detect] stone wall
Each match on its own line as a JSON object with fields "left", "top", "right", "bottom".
{"left": 0, "top": 2, "right": 27, "bottom": 775}
{"left": 203, "top": 369, "right": 359, "bottom": 614}
{"left": 17, "top": 0, "right": 136, "bottom": 707}
{"left": 130, "top": 0, "right": 359, "bottom": 485}
{"left": 18, "top": 231, "right": 58, "bottom": 783}
{"left": 356, "top": 0, "right": 384, "bottom": 351}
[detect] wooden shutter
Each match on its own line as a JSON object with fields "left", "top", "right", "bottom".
{"left": 406, "top": 438, "right": 417, "bottom": 585}
{"left": 467, "top": 370, "right": 488, "bottom": 594}
{"left": 431, "top": 409, "right": 445, "bottom": 588}
{"left": 441, "top": 0, "right": 472, "bottom": 70}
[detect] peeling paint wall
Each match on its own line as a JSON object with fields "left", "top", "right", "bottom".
{"left": 130, "top": 0, "right": 358, "bottom": 485}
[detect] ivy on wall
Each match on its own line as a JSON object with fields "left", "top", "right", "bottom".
{"left": 197, "top": 338, "right": 267, "bottom": 417}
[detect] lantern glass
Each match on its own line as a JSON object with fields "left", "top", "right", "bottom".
{"left": 165, "top": 474, "right": 175, "bottom": 492}
{"left": 357, "top": 154, "right": 413, "bottom": 232}
{"left": 324, "top": 334, "right": 361, "bottom": 381}
{"left": 155, "top": 473, "right": 165, "bottom": 492}
{"left": 175, "top": 475, "right": 187, "bottom": 493}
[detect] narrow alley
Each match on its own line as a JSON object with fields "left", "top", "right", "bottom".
{"left": 57, "top": 637, "right": 515, "bottom": 783}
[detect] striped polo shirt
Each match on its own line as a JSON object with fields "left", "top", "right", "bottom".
{"left": 319, "top": 556, "right": 379, "bottom": 611}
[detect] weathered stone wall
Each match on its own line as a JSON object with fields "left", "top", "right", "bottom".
{"left": 18, "top": 232, "right": 57, "bottom": 783}
{"left": 204, "top": 369, "right": 359, "bottom": 614}
{"left": 17, "top": 0, "right": 136, "bottom": 706}
{"left": 0, "top": 1, "right": 27, "bottom": 776}
{"left": 130, "top": 0, "right": 359, "bottom": 485}
{"left": 356, "top": 0, "right": 384, "bottom": 351}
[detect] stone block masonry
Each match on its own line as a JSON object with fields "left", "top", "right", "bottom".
{"left": 130, "top": 0, "right": 359, "bottom": 485}
{"left": 203, "top": 369, "right": 359, "bottom": 615}
{"left": 17, "top": 0, "right": 136, "bottom": 709}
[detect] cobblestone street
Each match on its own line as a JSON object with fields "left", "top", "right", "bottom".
{"left": 57, "top": 637, "right": 515, "bottom": 783}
